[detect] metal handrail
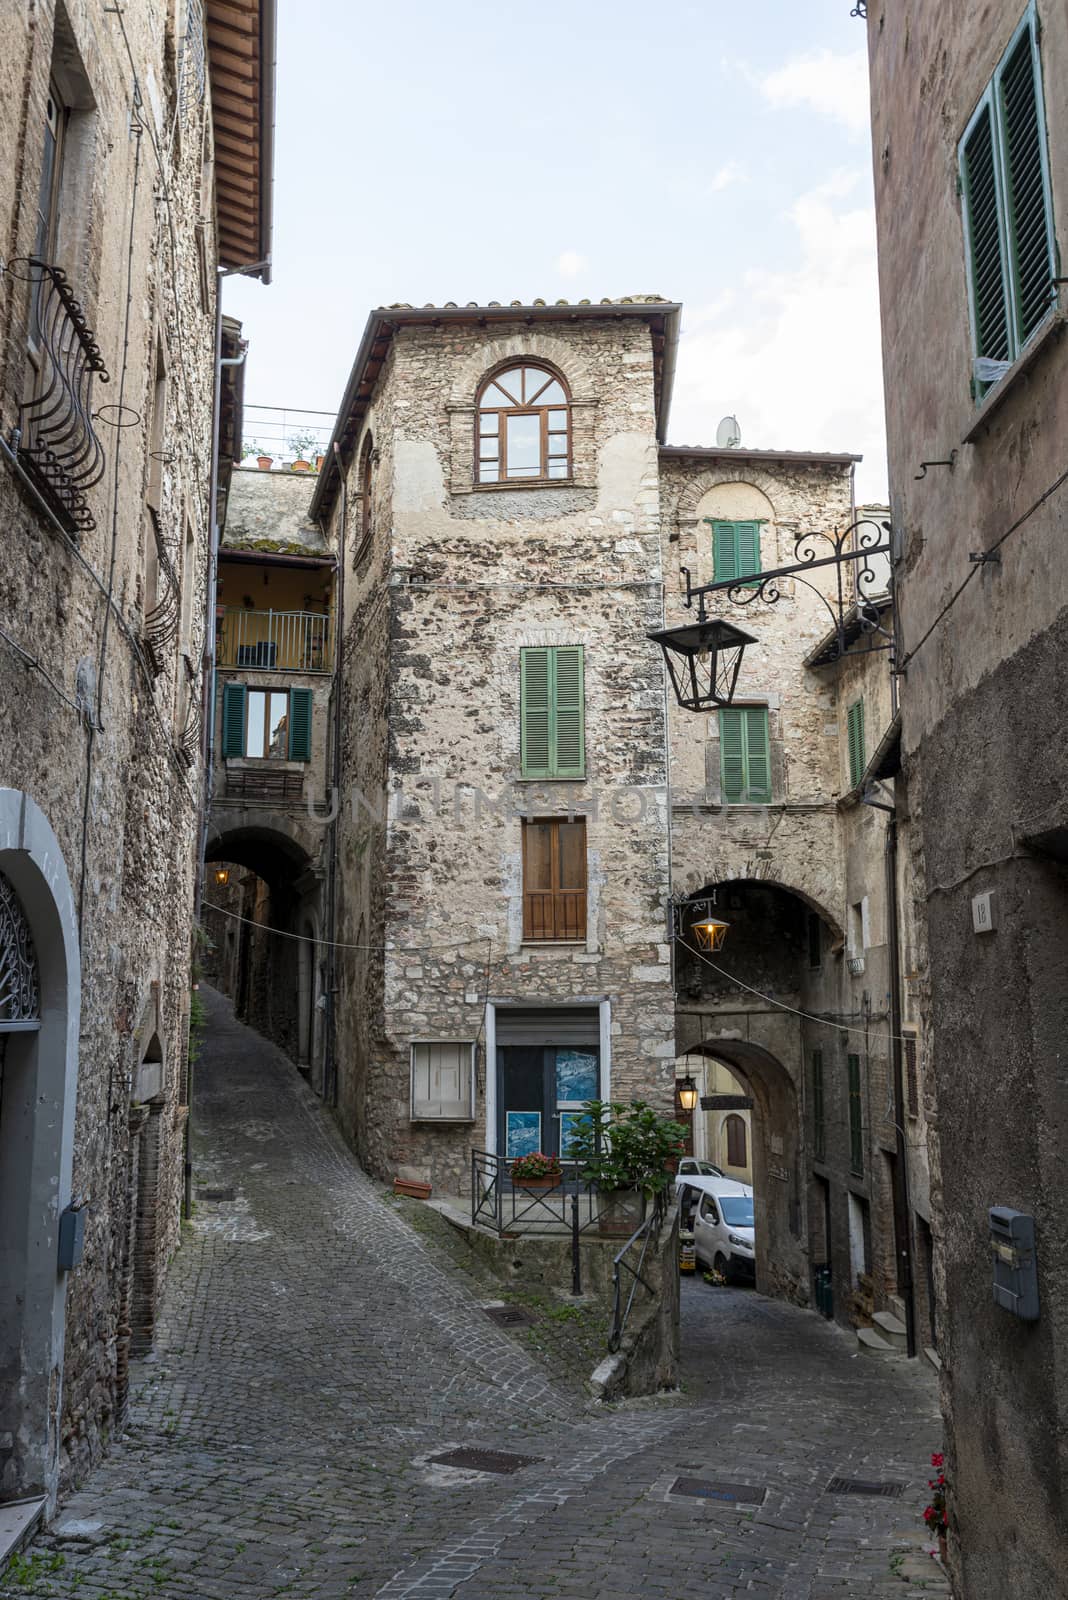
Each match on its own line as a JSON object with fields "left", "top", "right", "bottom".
{"left": 608, "top": 1188, "right": 671, "bottom": 1353}
{"left": 471, "top": 1149, "right": 601, "bottom": 1235}
{"left": 218, "top": 607, "right": 333, "bottom": 672}
{"left": 11, "top": 257, "right": 109, "bottom": 535}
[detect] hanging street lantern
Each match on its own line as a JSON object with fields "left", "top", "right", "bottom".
{"left": 676, "top": 1074, "right": 700, "bottom": 1113}
{"left": 691, "top": 915, "right": 729, "bottom": 951}
{"left": 647, "top": 614, "right": 757, "bottom": 712}
{"left": 212, "top": 866, "right": 231, "bottom": 888}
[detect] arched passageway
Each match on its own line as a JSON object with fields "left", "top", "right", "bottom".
{"left": 202, "top": 825, "right": 324, "bottom": 1090}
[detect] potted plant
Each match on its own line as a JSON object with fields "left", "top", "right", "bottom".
{"left": 923, "top": 1452, "right": 948, "bottom": 1565}
{"left": 510, "top": 1151, "right": 562, "bottom": 1188}
{"left": 567, "top": 1100, "right": 689, "bottom": 1236}
{"left": 288, "top": 430, "right": 318, "bottom": 472}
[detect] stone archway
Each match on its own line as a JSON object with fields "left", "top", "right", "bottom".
{"left": 0, "top": 790, "right": 80, "bottom": 1513}
{"left": 678, "top": 1027, "right": 808, "bottom": 1304}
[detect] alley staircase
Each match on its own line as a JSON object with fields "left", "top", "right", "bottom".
{"left": 856, "top": 1293, "right": 909, "bottom": 1358}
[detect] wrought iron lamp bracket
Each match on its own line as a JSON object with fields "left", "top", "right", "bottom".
{"left": 679, "top": 516, "right": 893, "bottom": 667}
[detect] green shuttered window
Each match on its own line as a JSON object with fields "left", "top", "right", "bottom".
{"left": 521, "top": 646, "right": 585, "bottom": 779}
{"left": 847, "top": 1054, "right": 864, "bottom": 1177}
{"left": 847, "top": 698, "right": 865, "bottom": 790}
{"left": 960, "top": 8, "right": 1055, "bottom": 395}
{"left": 812, "top": 1050, "right": 825, "bottom": 1162}
{"left": 719, "top": 706, "right": 771, "bottom": 804}
{"left": 221, "top": 683, "right": 247, "bottom": 758}
{"left": 219, "top": 682, "right": 312, "bottom": 762}
{"left": 710, "top": 520, "right": 762, "bottom": 585}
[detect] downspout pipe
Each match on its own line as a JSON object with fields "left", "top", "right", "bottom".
{"left": 323, "top": 440, "right": 347, "bottom": 1105}
{"left": 866, "top": 787, "right": 918, "bottom": 1358}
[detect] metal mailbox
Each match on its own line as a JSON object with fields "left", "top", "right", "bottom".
{"left": 989, "top": 1207, "right": 1039, "bottom": 1321}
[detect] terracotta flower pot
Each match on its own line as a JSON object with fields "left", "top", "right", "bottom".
{"left": 257, "top": 455, "right": 273, "bottom": 470}
{"left": 938, "top": 1532, "right": 948, "bottom": 1566}
{"left": 393, "top": 1177, "right": 431, "bottom": 1200}
{"left": 292, "top": 458, "right": 311, "bottom": 472}
{"left": 515, "top": 1175, "right": 559, "bottom": 1189}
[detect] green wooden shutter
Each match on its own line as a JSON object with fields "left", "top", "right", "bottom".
{"left": 287, "top": 688, "right": 313, "bottom": 762}
{"left": 847, "top": 1054, "right": 864, "bottom": 1175}
{"left": 221, "top": 683, "right": 247, "bottom": 758}
{"left": 552, "top": 646, "right": 585, "bottom": 779}
{"left": 521, "top": 648, "right": 552, "bottom": 778}
{"left": 736, "top": 521, "right": 762, "bottom": 584}
{"left": 1000, "top": 24, "right": 1055, "bottom": 346}
{"left": 719, "top": 708, "right": 746, "bottom": 802}
{"left": 712, "top": 522, "right": 739, "bottom": 582}
{"left": 962, "top": 100, "right": 1012, "bottom": 374}
{"left": 812, "top": 1050, "right": 825, "bottom": 1160}
{"left": 743, "top": 708, "right": 771, "bottom": 802}
{"left": 847, "top": 699, "right": 865, "bottom": 788}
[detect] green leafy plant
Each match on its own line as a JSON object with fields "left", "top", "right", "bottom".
{"left": 287, "top": 429, "right": 319, "bottom": 462}
{"left": 923, "top": 1451, "right": 948, "bottom": 1540}
{"left": 510, "top": 1151, "right": 562, "bottom": 1181}
{"left": 565, "top": 1100, "right": 688, "bottom": 1196}
{"left": 240, "top": 438, "right": 262, "bottom": 460}
{"left": 187, "top": 986, "right": 207, "bottom": 1070}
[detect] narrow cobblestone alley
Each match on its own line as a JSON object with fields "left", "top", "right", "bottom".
{"left": 5, "top": 992, "right": 948, "bottom": 1600}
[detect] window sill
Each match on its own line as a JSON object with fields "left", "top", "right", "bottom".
{"left": 963, "top": 308, "right": 1067, "bottom": 443}
{"left": 225, "top": 756, "right": 305, "bottom": 771}
{"left": 410, "top": 1115, "right": 476, "bottom": 1125}
{"left": 454, "top": 478, "right": 590, "bottom": 495}
{"left": 515, "top": 775, "right": 587, "bottom": 785}
{"left": 520, "top": 939, "right": 590, "bottom": 949}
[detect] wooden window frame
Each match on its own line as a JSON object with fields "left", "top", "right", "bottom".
{"left": 245, "top": 686, "right": 292, "bottom": 760}
{"left": 521, "top": 816, "right": 587, "bottom": 942}
{"left": 410, "top": 1040, "right": 476, "bottom": 1122}
{"left": 475, "top": 364, "right": 571, "bottom": 485}
{"left": 724, "top": 1113, "right": 747, "bottom": 1169}
{"left": 904, "top": 1034, "right": 919, "bottom": 1120}
{"left": 812, "top": 1049, "right": 825, "bottom": 1161}
{"left": 719, "top": 705, "right": 772, "bottom": 805}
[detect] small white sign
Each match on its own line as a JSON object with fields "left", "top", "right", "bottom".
{"left": 972, "top": 891, "right": 997, "bottom": 934}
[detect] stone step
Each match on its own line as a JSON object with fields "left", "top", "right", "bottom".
{"left": 924, "top": 1344, "right": 942, "bottom": 1373}
{"left": 857, "top": 1325, "right": 904, "bottom": 1359}
{"left": 873, "top": 1310, "right": 908, "bottom": 1350}
{"left": 888, "top": 1292, "right": 907, "bottom": 1324}
{"left": 0, "top": 1497, "right": 45, "bottom": 1567}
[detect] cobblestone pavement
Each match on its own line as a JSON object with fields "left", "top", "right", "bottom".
{"left": 4, "top": 990, "right": 949, "bottom": 1599}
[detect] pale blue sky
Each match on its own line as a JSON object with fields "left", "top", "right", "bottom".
{"left": 226, "top": 0, "right": 887, "bottom": 500}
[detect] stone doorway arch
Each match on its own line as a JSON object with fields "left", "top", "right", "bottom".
{"left": 0, "top": 791, "right": 80, "bottom": 1513}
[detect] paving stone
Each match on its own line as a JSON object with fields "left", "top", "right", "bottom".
{"left": 2, "top": 991, "right": 950, "bottom": 1600}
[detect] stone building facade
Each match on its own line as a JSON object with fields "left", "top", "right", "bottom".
{"left": 0, "top": 0, "right": 273, "bottom": 1516}
{"left": 866, "top": 0, "right": 1068, "bottom": 1589}
{"left": 309, "top": 302, "right": 679, "bottom": 1198}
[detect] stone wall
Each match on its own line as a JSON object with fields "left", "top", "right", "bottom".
{"left": 332, "top": 313, "right": 676, "bottom": 1197}
{"left": 0, "top": 0, "right": 218, "bottom": 1502}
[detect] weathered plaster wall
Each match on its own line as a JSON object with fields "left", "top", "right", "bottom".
{"left": 0, "top": 0, "right": 217, "bottom": 1497}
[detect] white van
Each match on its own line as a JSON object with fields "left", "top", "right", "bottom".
{"left": 677, "top": 1175, "right": 755, "bottom": 1283}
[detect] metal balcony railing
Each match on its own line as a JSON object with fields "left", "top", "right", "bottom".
{"left": 12, "top": 258, "right": 109, "bottom": 535}
{"left": 218, "top": 608, "right": 332, "bottom": 672}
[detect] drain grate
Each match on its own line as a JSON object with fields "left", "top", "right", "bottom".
{"left": 825, "top": 1477, "right": 906, "bottom": 1498}
{"left": 670, "top": 1477, "right": 765, "bottom": 1504}
{"left": 483, "top": 1305, "right": 537, "bottom": 1328}
{"left": 428, "top": 1447, "right": 541, "bottom": 1475}
{"left": 196, "top": 1187, "right": 235, "bottom": 1202}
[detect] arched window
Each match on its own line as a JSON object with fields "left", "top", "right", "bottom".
{"left": 476, "top": 364, "right": 570, "bottom": 484}
{"left": 724, "top": 1113, "right": 747, "bottom": 1169}
{"left": 355, "top": 433, "right": 374, "bottom": 559}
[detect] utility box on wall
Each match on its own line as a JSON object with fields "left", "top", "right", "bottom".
{"left": 990, "top": 1207, "right": 1039, "bottom": 1321}
{"left": 57, "top": 1201, "right": 87, "bottom": 1271}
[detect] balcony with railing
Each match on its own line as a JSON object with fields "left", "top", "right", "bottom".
{"left": 8, "top": 258, "right": 110, "bottom": 535}
{"left": 217, "top": 607, "right": 333, "bottom": 673}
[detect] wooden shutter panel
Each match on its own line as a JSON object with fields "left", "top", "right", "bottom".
{"left": 736, "top": 521, "right": 762, "bottom": 583}
{"left": 743, "top": 708, "right": 771, "bottom": 802}
{"left": 287, "top": 688, "right": 313, "bottom": 762}
{"left": 962, "top": 101, "right": 1012, "bottom": 369}
{"left": 521, "top": 648, "right": 551, "bottom": 777}
{"left": 719, "top": 708, "right": 746, "bottom": 802}
{"left": 848, "top": 1054, "right": 864, "bottom": 1175}
{"left": 712, "top": 522, "right": 739, "bottom": 582}
{"left": 848, "top": 699, "right": 865, "bottom": 788}
{"left": 221, "top": 683, "right": 246, "bottom": 758}
{"left": 552, "top": 646, "right": 584, "bottom": 778}
{"left": 1000, "top": 26, "right": 1054, "bottom": 346}
{"left": 905, "top": 1036, "right": 919, "bottom": 1119}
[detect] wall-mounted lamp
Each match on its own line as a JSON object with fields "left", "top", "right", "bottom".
{"left": 691, "top": 917, "right": 729, "bottom": 951}
{"left": 212, "top": 866, "right": 230, "bottom": 887}
{"left": 676, "top": 1074, "right": 700, "bottom": 1114}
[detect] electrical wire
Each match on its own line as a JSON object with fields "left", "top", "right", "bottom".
{"left": 0, "top": 623, "right": 84, "bottom": 716}
{"left": 203, "top": 898, "right": 501, "bottom": 956}
{"left": 686, "top": 943, "right": 922, "bottom": 1046}
{"left": 899, "top": 460, "right": 1068, "bottom": 670}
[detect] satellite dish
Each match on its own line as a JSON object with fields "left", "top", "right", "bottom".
{"left": 716, "top": 415, "right": 742, "bottom": 448}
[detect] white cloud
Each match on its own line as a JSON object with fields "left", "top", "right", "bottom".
{"left": 706, "top": 161, "right": 745, "bottom": 195}
{"left": 557, "top": 250, "right": 588, "bottom": 279}
{"left": 761, "top": 49, "right": 871, "bottom": 136}
{"left": 668, "top": 172, "right": 888, "bottom": 503}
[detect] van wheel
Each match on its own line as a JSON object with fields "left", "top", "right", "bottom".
{"left": 714, "top": 1251, "right": 732, "bottom": 1284}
